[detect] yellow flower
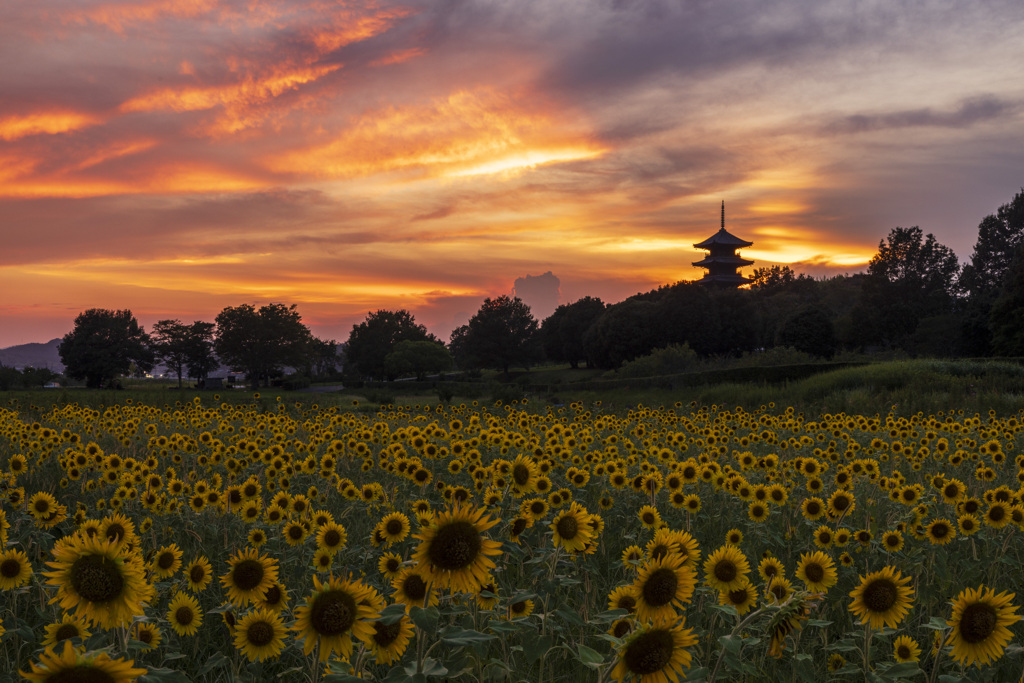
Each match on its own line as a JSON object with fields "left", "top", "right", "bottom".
{"left": 945, "top": 586, "right": 1020, "bottom": 667}
{"left": 703, "top": 545, "right": 751, "bottom": 593}
{"left": 168, "top": 592, "right": 203, "bottom": 636}
{"left": 234, "top": 607, "right": 287, "bottom": 662}
{"left": 21, "top": 641, "right": 147, "bottom": 683}
{"left": 612, "top": 617, "right": 697, "bottom": 682}
{"left": 848, "top": 566, "right": 914, "bottom": 630}
{"left": 294, "top": 574, "right": 380, "bottom": 661}
{"left": 0, "top": 548, "right": 33, "bottom": 590}
{"left": 413, "top": 504, "right": 502, "bottom": 594}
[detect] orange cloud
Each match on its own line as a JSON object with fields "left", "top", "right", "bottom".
{"left": 0, "top": 111, "right": 102, "bottom": 141}
{"left": 266, "top": 87, "right": 606, "bottom": 180}
{"left": 370, "top": 47, "right": 427, "bottom": 67}
{"left": 307, "top": 7, "right": 414, "bottom": 53}
{"left": 63, "top": 0, "right": 219, "bottom": 33}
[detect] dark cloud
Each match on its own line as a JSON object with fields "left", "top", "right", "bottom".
{"left": 821, "top": 97, "right": 1017, "bottom": 135}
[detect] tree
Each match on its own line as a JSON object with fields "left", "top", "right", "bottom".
{"left": 541, "top": 296, "right": 606, "bottom": 368}
{"left": 59, "top": 309, "right": 154, "bottom": 388}
{"left": 214, "top": 303, "right": 312, "bottom": 388}
{"left": 852, "top": 227, "right": 960, "bottom": 348}
{"left": 959, "top": 189, "right": 1024, "bottom": 355}
{"left": 384, "top": 340, "right": 452, "bottom": 380}
{"left": 152, "top": 320, "right": 218, "bottom": 387}
{"left": 344, "top": 310, "right": 434, "bottom": 380}
{"left": 456, "top": 296, "right": 541, "bottom": 375}
{"left": 777, "top": 306, "right": 836, "bottom": 359}
{"left": 989, "top": 245, "right": 1024, "bottom": 356}
{"left": 583, "top": 299, "right": 659, "bottom": 369}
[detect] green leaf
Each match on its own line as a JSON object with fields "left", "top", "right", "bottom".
{"left": 378, "top": 602, "right": 408, "bottom": 625}
{"left": 577, "top": 644, "right": 604, "bottom": 668}
{"left": 719, "top": 634, "right": 742, "bottom": 655}
{"left": 195, "top": 653, "right": 229, "bottom": 677}
{"left": 806, "top": 619, "right": 833, "bottom": 627}
{"left": 923, "top": 616, "right": 949, "bottom": 631}
{"left": 410, "top": 605, "right": 440, "bottom": 634}
{"left": 441, "top": 628, "right": 496, "bottom": 646}
{"left": 139, "top": 668, "right": 192, "bottom": 683}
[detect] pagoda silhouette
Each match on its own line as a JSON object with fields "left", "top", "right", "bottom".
{"left": 692, "top": 201, "right": 753, "bottom": 287}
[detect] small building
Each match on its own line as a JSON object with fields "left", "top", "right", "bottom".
{"left": 692, "top": 202, "right": 753, "bottom": 287}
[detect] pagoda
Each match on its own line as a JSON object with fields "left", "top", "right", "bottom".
{"left": 692, "top": 202, "right": 753, "bottom": 287}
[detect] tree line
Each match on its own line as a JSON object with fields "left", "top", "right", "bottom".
{"left": 35, "top": 188, "right": 1024, "bottom": 388}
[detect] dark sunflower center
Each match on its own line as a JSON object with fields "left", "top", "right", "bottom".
{"left": 728, "top": 588, "right": 748, "bottom": 605}
{"left": 310, "top": 589, "right": 357, "bottom": 636}
{"left": 932, "top": 524, "right": 950, "bottom": 538}
{"left": 617, "top": 595, "right": 636, "bottom": 612}
{"left": 511, "top": 600, "right": 528, "bottom": 613}
{"left": 427, "top": 521, "right": 481, "bottom": 570}
{"left": 612, "top": 620, "right": 631, "bottom": 638}
{"left": 885, "top": 535, "right": 900, "bottom": 548}
{"left": 1, "top": 558, "right": 21, "bottom": 578}
{"left": 764, "top": 565, "right": 778, "bottom": 578}
{"left": 288, "top": 525, "right": 304, "bottom": 540}
{"left": 556, "top": 515, "right": 579, "bottom": 540}
{"left": 623, "top": 628, "right": 674, "bottom": 675}
{"left": 897, "top": 644, "right": 911, "bottom": 659}
{"left": 55, "top": 624, "right": 80, "bottom": 641}
{"left": 959, "top": 603, "right": 998, "bottom": 644}
{"left": 512, "top": 464, "right": 531, "bottom": 485}
{"left": 403, "top": 574, "right": 427, "bottom": 601}
{"left": 34, "top": 499, "right": 50, "bottom": 513}
{"left": 175, "top": 606, "right": 194, "bottom": 626}
{"left": 863, "top": 578, "right": 898, "bottom": 612}
{"left": 714, "top": 560, "right": 737, "bottom": 584}
{"left": 386, "top": 558, "right": 400, "bottom": 572}
{"left": 804, "top": 563, "right": 824, "bottom": 583}
{"left": 157, "top": 552, "right": 175, "bottom": 569}
{"left": 105, "top": 524, "right": 125, "bottom": 542}
{"left": 232, "top": 559, "right": 264, "bottom": 591}
{"left": 832, "top": 496, "right": 850, "bottom": 511}
{"left": 530, "top": 502, "right": 545, "bottom": 515}
{"left": 138, "top": 629, "right": 153, "bottom": 644}
{"left": 264, "top": 585, "right": 282, "bottom": 605}
{"left": 642, "top": 513, "right": 656, "bottom": 524}
{"left": 511, "top": 518, "right": 528, "bottom": 536}
{"left": 322, "top": 529, "right": 341, "bottom": 547}
{"left": 373, "top": 620, "right": 402, "bottom": 646}
{"left": 44, "top": 666, "right": 117, "bottom": 683}
{"left": 386, "top": 520, "right": 404, "bottom": 535}
{"left": 770, "top": 582, "right": 787, "bottom": 600}
{"left": 943, "top": 484, "right": 958, "bottom": 498}
{"left": 988, "top": 506, "right": 1005, "bottom": 522}
{"left": 642, "top": 567, "right": 679, "bottom": 607}
{"left": 247, "top": 620, "right": 275, "bottom": 646}
{"left": 70, "top": 554, "right": 125, "bottom": 603}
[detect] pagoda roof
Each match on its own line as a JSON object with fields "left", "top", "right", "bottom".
{"left": 692, "top": 255, "right": 754, "bottom": 268}
{"left": 693, "top": 227, "right": 753, "bottom": 250}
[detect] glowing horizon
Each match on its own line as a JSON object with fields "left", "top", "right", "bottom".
{"left": 2, "top": 0, "right": 1024, "bottom": 347}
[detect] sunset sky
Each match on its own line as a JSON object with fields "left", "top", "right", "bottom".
{"left": 3, "top": 0, "right": 1024, "bottom": 348}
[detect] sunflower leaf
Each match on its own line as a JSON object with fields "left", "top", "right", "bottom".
{"left": 577, "top": 644, "right": 604, "bottom": 668}
{"left": 378, "top": 602, "right": 407, "bottom": 625}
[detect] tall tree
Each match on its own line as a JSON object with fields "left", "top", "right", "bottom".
{"left": 344, "top": 310, "right": 434, "bottom": 380}
{"left": 989, "top": 245, "right": 1024, "bottom": 356}
{"left": 959, "top": 189, "right": 1024, "bottom": 355}
{"left": 852, "top": 226, "right": 960, "bottom": 348}
{"left": 457, "top": 296, "right": 541, "bottom": 376}
{"left": 59, "top": 309, "right": 154, "bottom": 388}
{"left": 151, "top": 320, "right": 190, "bottom": 387}
{"left": 384, "top": 340, "right": 452, "bottom": 380}
{"left": 541, "top": 296, "right": 606, "bottom": 368}
{"left": 214, "top": 303, "right": 312, "bottom": 388}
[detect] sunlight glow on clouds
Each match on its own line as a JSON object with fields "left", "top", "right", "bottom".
{"left": 2, "top": 0, "right": 1024, "bottom": 346}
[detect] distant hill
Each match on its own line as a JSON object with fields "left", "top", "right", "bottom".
{"left": 0, "top": 338, "right": 64, "bottom": 371}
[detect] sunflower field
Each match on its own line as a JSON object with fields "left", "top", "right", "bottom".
{"left": 2, "top": 394, "right": 1024, "bottom": 682}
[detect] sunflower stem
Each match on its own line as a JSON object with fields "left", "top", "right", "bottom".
{"left": 861, "top": 622, "right": 872, "bottom": 676}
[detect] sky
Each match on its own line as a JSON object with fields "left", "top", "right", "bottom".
{"left": 2, "top": 0, "right": 1024, "bottom": 348}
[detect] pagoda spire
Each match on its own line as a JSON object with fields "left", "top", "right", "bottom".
{"left": 721, "top": 200, "right": 724, "bottom": 229}
{"left": 692, "top": 202, "right": 754, "bottom": 288}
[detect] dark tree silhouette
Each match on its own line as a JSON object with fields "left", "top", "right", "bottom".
{"left": 778, "top": 306, "right": 836, "bottom": 358}
{"left": 344, "top": 310, "right": 434, "bottom": 380}
{"left": 541, "top": 296, "right": 606, "bottom": 368}
{"left": 152, "top": 319, "right": 217, "bottom": 387}
{"left": 59, "top": 309, "right": 154, "bottom": 388}
{"left": 989, "top": 245, "right": 1024, "bottom": 356}
{"left": 384, "top": 340, "right": 452, "bottom": 380}
{"left": 457, "top": 296, "right": 541, "bottom": 375}
{"left": 214, "top": 303, "right": 312, "bottom": 388}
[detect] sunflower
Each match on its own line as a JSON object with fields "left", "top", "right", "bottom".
{"left": 611, "top": 617, "right": 697, "bottom": 683}
{"left": 608, "top": 584, "right": 639, "bottom": 615}
{"left": 765, "top": 575, "right": 796, "bottom": 605}
{"left": 0, "top": 547, "right": 33, "bottom": 589}
{"left": 183, "top": 556, "right": 213, "bottom": 593}
{"left": 221, "top": 548, "right": 279, "bottom": 607}
{"left": 791, "top": 550, "right": 833, "bottom": 591}
{"left": 703, "top": 545, "right": 751, "bottom": 594}
{"left": 168, "top": 592, "right": 203, "bottom": 636}
{"left": 44, "top": 534, "right": 152, "bottom": 629}
{"left": 638, "top": 505, "right": 661, "bottom": 530}
{"left": 748, "top": 501, "right": 769, "bottom": 522}
{"left": 248, "top": 528, "right": 267, "bottom": 547}
{"left": 849, "top": 566, "right": 915, "bottom": 630}
{"left": 812, "top": 525, "right": 834, "bottom": 549}
{"left": 413, "top": 504, "right": 502, "bottom": 594}
{"left": 621, "top": 545, "right": 645, "bottom": 570}
{"left": 719, "top": 579, "right": 758, "bottom": 616}
{"left": 984, "top": 502, "right": 1011, "bottom": 529}
{"left": 550, "top": 502, "right": 596, "bottom": 553}
{"left": 150, "top": 544, "right": 183, "bottom": 580}
{"left": 826, "top": 490, "right": 855, "bottom": 520}
{"left": 234, "top": 607, "right": 287, "bottom": 662}
{"left": 282, "top": 521, "right": 308, "bottom": 547}
{"left": 98, "top": 512, "right": 138, "bottom": 551}
{"left": 725, "top": 528, "right": 743, "bottom": 546}
{"left": 260, "top": 581, "right": 290, "bottom": 613}
{"left": 508, "top": 598, "right": 535, "bottom": 619}
{"left": 945, "top": 586, "right": 1020, "bottom": 666}
{"left": 378, "top": 552, "right": 404, "bottom": 579}
{"left": 632, "top": 554, "right": 697, "bottom": 621}
{"left": 758, "top": 555, "right": 785, "bottom": 583}
{"left": 893, "top": 635, "right": 920, "bottom": 662}
{"left": 294, "top": 574, "right": 380, "bottom": 661}
{"left": 380, "top": 512, "right": 411, "bottom": 546}
{"left": 958, "top": 513, "right": 980, "bottom": 536}
{"left": 509, "top": 454, "right": 538, "bottom": 496}
{"left": 925, "top": 518, "right": 955, "bottom": 545}
{"left": 41, "top": 613, "right": 92, "bottom": 648}
{"left": 392, "top": 566, "right": 437, "bottom": 612}
{"left": 315, "top": 521, "right": 347, "bottom": 556}
{"left": 881, "top": 530, "right": 904, "bottom": 553}
{"left": 313, "top": 548, "right": 333, "bottom": 572}
{"left": 21, "top": 640, "right": 147, "bottom": 683}
{"left": 477, "top": 578, "right": 499, "bottom": 610}
{"left": 368, "top": 613, "right": 414, "bottom": 665}
{"left": 768, "top": 594, "right": 814, "bottom": 658}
